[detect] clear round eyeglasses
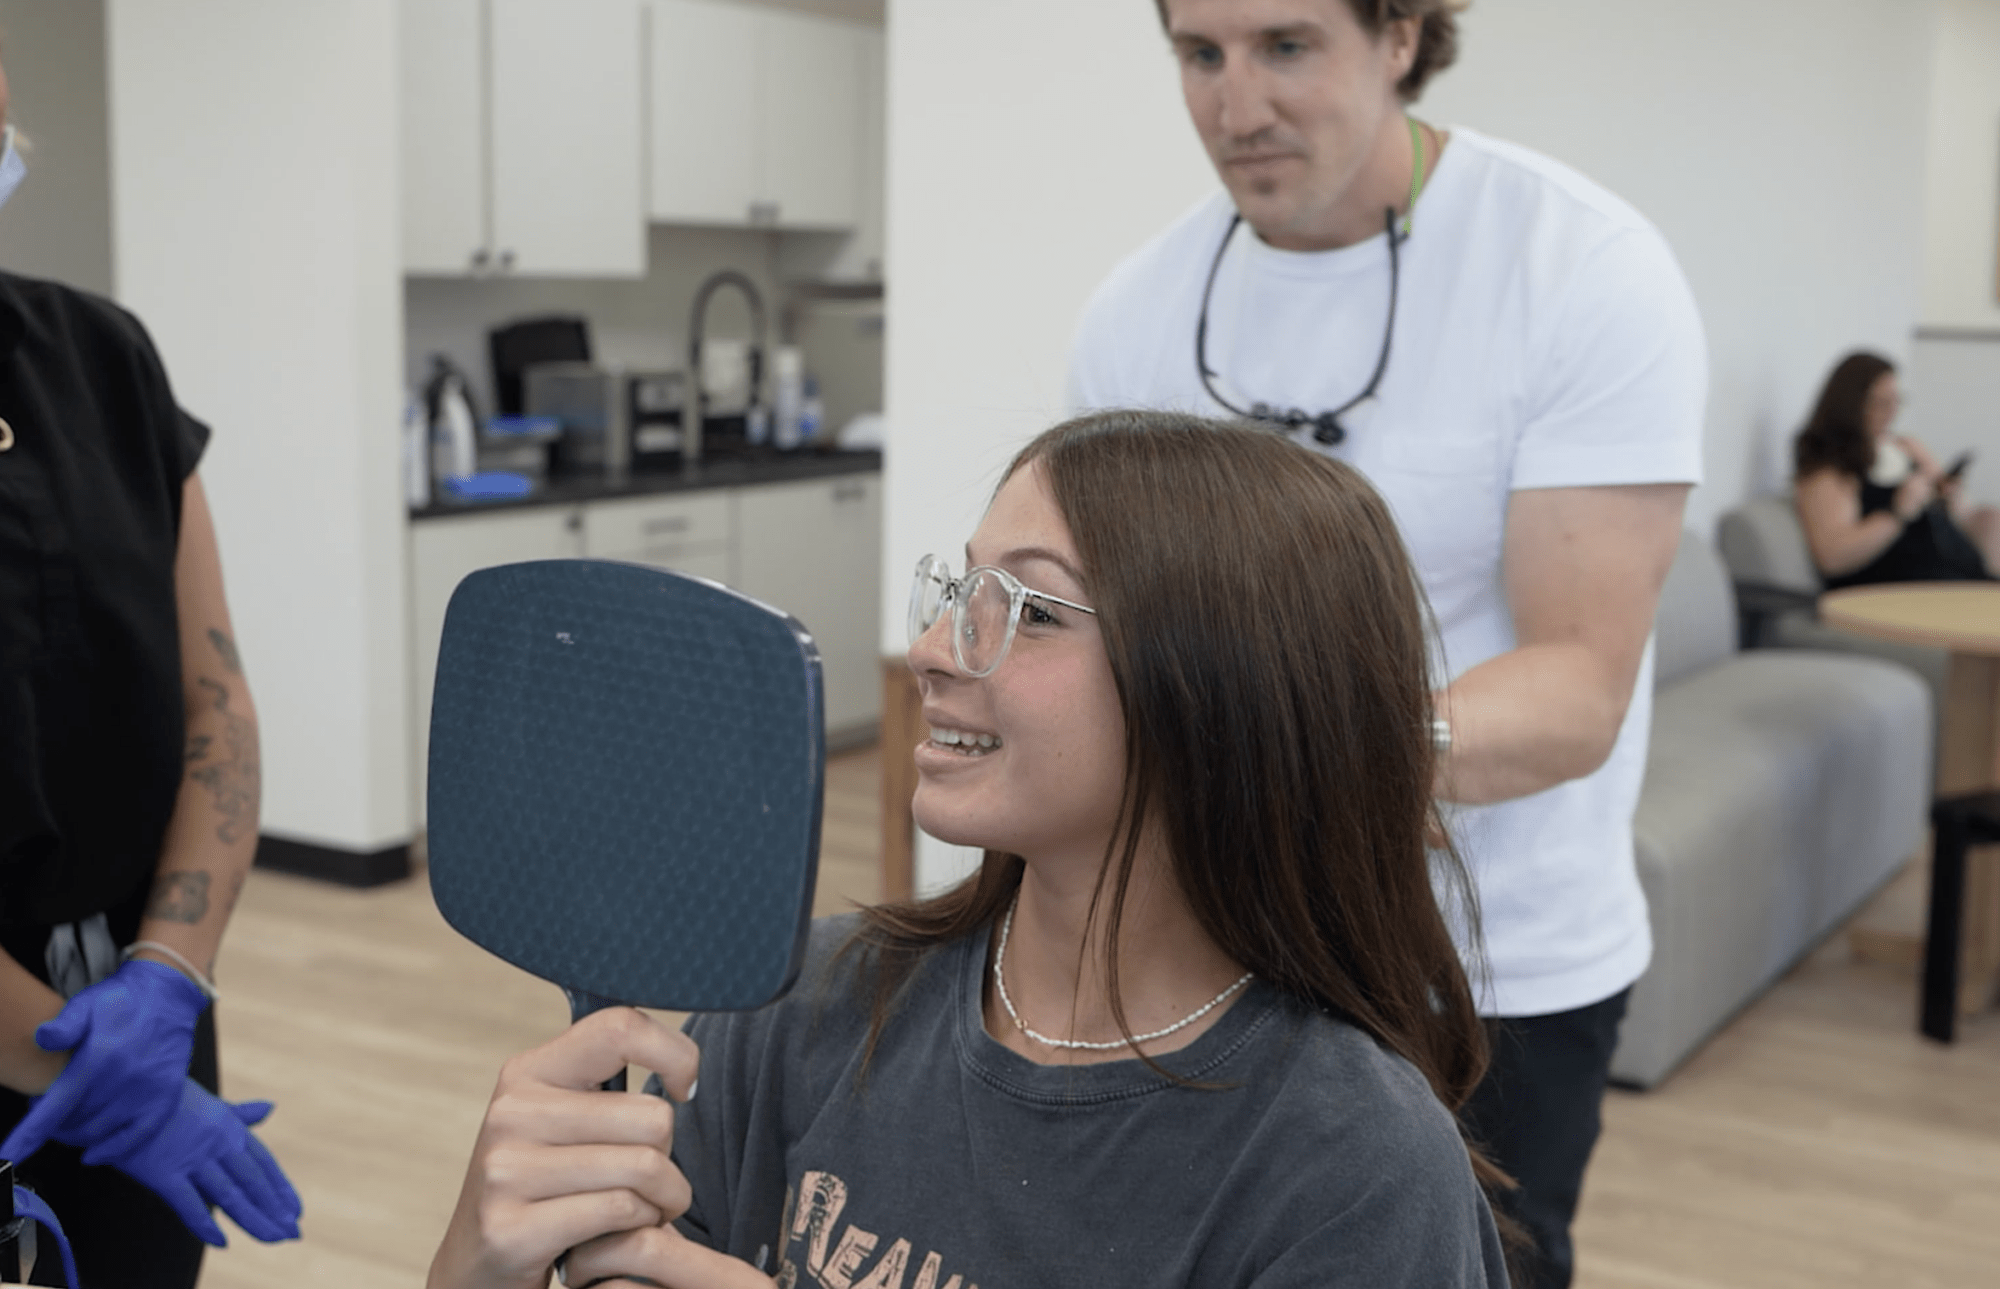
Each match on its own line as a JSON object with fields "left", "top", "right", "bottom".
{"left": 907, "top": 554, "right": 1097, "bottom": 678}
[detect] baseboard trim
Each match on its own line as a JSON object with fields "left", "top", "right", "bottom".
{"left": 254, "top": 834, "right": 412, "bottom": 888}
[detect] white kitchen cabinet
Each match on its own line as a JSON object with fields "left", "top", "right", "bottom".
{"left": 400, "top": 0, "right": 646, "bottom": 277}
{"left": 735, "top": 474, "right": 881, "bottom": 742}
{"left": 756, "top": 11, "right": 861, "bottom": 229}
{"left": 649, "top": 0, "right": 864, "bottom": 231}
{"left": 490, "top": 0, "right": 646, "bottom": 275}
{"left": 582, "top": 492, "right": 734, "bottom": 584}
{"left": 400, "top": 0, "right": 487, "bottom": 274}
{"left": 775, "top": 26, "right": 884, "bottom": 282}
{"left": 647, "top": 0, "right": 759, "bottom": 226}
{"left": 408, "top": 506, "right": 586, "bottom": 822}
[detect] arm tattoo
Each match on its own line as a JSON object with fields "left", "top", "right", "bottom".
{"left": 208, "top": 628, "right": 243, "bottom": 674}
{"left": 186, "top": 676, "right": 260, "bottom": 845}
{"left": 147, "top": 871, "right": 212, "bottom": 925}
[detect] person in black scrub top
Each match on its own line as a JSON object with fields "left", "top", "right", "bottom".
{"left": 1794, "top": 350, "right": 2000, "bottom": 589}
{"left": 0, "top": 55, "right": 299, "bottom": 1287}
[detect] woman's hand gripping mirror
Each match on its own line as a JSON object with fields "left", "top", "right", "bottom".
{"left": 427, "top": 1006, "right": 771, "bottom": 1289}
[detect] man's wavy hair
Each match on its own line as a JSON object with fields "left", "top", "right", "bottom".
{"left": 1154, "top": 0, "right": 1467, "bottom": 103}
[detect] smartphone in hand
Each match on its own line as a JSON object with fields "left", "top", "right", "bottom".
{"left": 1945, "top": 451, "right": 1974, "bottom": 482}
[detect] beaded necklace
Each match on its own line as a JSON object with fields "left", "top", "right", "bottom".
{"left": 993, "top": 897, "right": 1254, "bottom": 1053}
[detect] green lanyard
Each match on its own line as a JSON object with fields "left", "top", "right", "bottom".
{"left": 1401, "top": 116, "right": 1428, "bottom": 237}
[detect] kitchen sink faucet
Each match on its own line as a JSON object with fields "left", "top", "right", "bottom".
{"left": 688, "top": 269, "right": 769, "bottom": 447}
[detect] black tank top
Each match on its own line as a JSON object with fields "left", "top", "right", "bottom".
{"left": 1823, "top": 472, "right": 1992, "bottom": 589}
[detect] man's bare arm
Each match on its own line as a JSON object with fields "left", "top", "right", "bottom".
{"left": 1436, "top": 483, "right": 1689, "bottom": 806}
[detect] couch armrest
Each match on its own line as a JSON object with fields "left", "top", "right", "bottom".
{"left": 1732, "top": 580, "right": 1820, "bottom": 649}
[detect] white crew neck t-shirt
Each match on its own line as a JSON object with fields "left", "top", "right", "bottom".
{"left": 1069, "top": 128, "right": 1708, "bottom": 1018}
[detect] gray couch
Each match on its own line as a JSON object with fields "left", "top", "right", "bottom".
{"left": 1718, "top": 493, "right": 1950, "bottom": 717}
{"left": 1608, "top": 530, "right": 1932, "bottom": 1087}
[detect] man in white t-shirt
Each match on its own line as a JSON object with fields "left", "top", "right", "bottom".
{"left": 1069, "top": 3, "right": 1706, "bottom": 1285}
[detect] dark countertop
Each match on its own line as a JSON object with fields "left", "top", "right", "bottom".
{"left": 410, "top": 448, "right": 882, "bottom": 521}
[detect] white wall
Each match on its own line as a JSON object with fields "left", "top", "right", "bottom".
{"left": 1908, "top": 336, "right": 2000, "bottom": 508}
{"left": 884, "top": 0, "right": 1935, "bottom": 891}
{"left": 108, "top": 0, "right": 410, "bottom": 852}
{"left": 884, "top": 0, "right": 1214, "bottom": 890}
{"left": 1921, "top": 0, "right": 2000, "bottom": 331}
{"left": 0, "top": 0, "right": 114, "bottom": 296}
{"left": 1907, "top": 0, "right": 2000, "bottom": 509}
{"left": 1422, "top": 0, "right": 1930, "bottom": 516}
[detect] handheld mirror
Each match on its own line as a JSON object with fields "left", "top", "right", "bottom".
{"left": 426, "top": 559, "right": 823, "bottom": 1046}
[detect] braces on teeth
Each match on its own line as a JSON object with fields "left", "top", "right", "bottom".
{"left": 930, "top": 727, "right": 1001, "bottom": 749}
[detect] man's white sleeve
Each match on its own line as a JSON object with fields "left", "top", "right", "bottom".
{"left": 1510, "top": 227, "right": 1708, "bottom": 491}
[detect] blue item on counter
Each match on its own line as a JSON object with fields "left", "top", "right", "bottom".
{"left": 1, "top": 960, "right": 208, "bottom": 1170}
{"left": 484, "top": 414, "right": 562, "bottom": 439}
{"left": 441, "top": 471, "right": 534, "bottom": 501}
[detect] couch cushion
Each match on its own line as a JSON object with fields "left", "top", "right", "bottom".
{"left": 1612, "top": 649, "right": 1930, "bottom": 1087}
{"left": 1653, "top": 530, "right": 1737, "bottom": 690}
{"left": 1719, "top": 494, "right": 1821, "bottom": 594}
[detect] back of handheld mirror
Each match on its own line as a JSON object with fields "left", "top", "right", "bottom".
{"left": 426, "top": 558, "right": 823, "bottom": 1012}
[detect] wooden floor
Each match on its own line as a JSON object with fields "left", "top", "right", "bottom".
{"left": 196, "top": 745, "right": 2000, "bottom": 1288}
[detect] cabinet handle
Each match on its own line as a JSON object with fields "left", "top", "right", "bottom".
{"left": 499, "top": 248, "right": 517, "bottom": 270}
{"left": 470, "top": 247, "right": 490, "bottom": 269}
{"left": 748, "top": 200, "right": 781, "bottom": 227}
{"left": 565, "top": 511, "right": 584, "bottom": 532}
{"left": 642, "top": 516, "right": 691, "bottom": 536}
{"left": 832, "top": 483, "right": 867, "bottom": 503}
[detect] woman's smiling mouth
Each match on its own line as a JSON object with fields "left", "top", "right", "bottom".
{"left": 927, "top": 726, "right": 1003, "bottom": 756}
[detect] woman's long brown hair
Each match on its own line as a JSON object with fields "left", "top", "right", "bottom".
{"left": 852, "top": 410, "right": 1504, "bottom": 1197}
{"left": 1794, "top": 351, "right": 1894, "bottom": 481}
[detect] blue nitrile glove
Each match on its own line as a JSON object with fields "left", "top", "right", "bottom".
{"left": 0, "top": 959, "right": 208, "bottom": 1168}
{"left": 97, "top": 1079, "right": 302, "bottom": 1247}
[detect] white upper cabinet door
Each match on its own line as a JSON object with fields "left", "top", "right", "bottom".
{"left": 649, "top": 0, "right": 759, "bottom": 225}
{"left": 401, "top": 0, "right": 488, "bottom": 274}
{"left": 488, "top": 0, "right": 646, "bottom": 276}
{"left": 849, "top": 27, "right": 886, "bottom": 272}
{"left": 757, "top": 11, "right": 861, "bottom": 230}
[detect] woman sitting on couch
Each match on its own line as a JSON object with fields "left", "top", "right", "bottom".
{"left": 1794, "top": 350, "right": 1999, "bottom": 588}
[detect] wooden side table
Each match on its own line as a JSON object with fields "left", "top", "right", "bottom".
{"left": 1821, "top": 582, "right": 2000, "bottom": 1026}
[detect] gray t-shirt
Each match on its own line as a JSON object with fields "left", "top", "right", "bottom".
{"left": 667, "top": 915, "right": 1508, "bottom": 1288}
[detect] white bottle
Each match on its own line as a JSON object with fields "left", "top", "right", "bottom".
{"left": 799, "top": 376, "right": 824, "bottom": 446}
{"left": 772, "top": 345, "right": 805, "bottom": 451}
{"left": 432, "top": 372, "right": 478, "bottom": 483}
